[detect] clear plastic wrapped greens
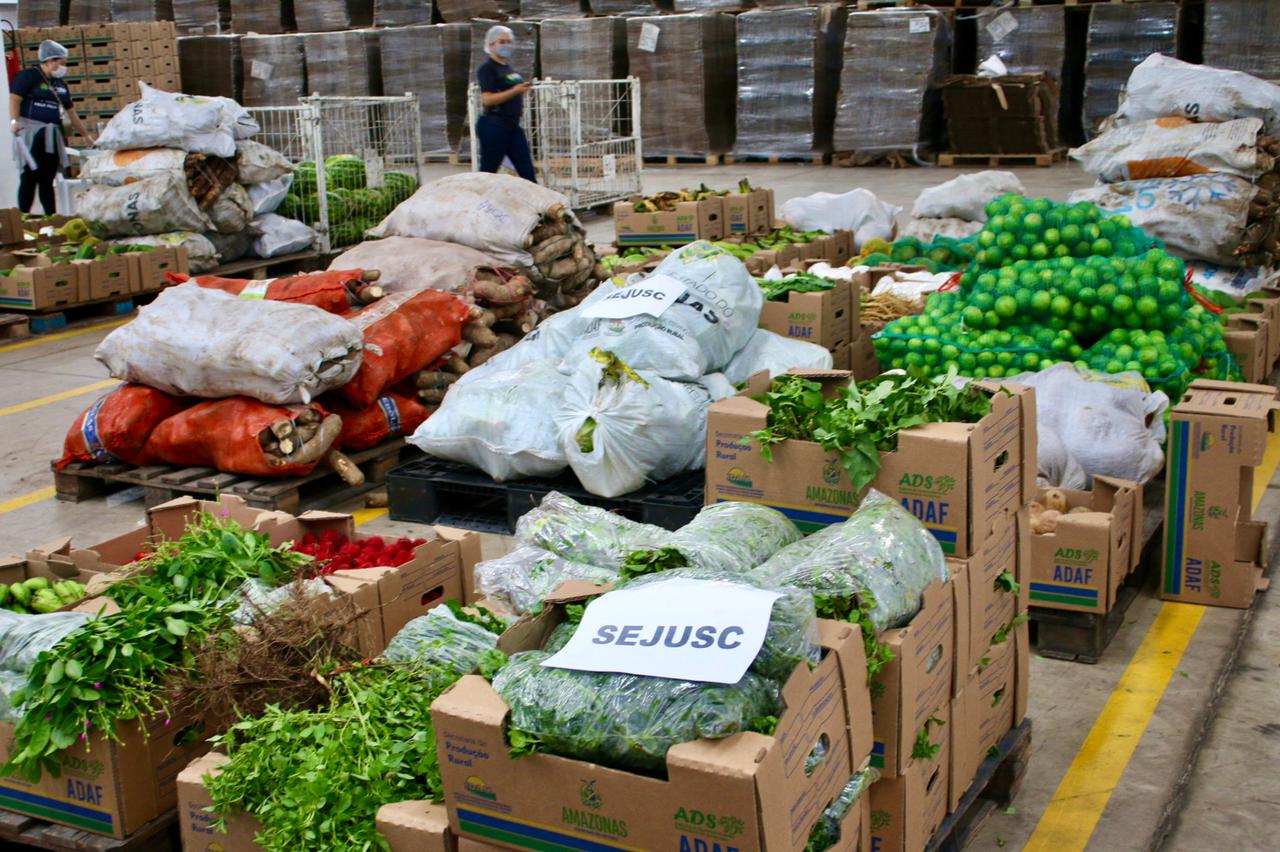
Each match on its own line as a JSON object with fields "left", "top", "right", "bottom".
{"left": 515, "top": 492, "right": 669, "bottom": 571}
{"left": 0, "top": 610, "right": 93, "bottom": 675}
{"left": 759, "top": 491, "right": 947, "bottom": 633}
{"left": 619, "top": 567, "right": 820, "bottom": 682}
{"left": 382, "top": 604, "right": 503, "bottom": 676}
{"left": 494, "top": 649, "right": 782, "bottom": 774}
{"left": 630, "top": 502, "right": 801, "bottom": 575}
{"left": 475, "top": 546, "right": 618, "bottom": 616}
{"left": 805, "top": 768, "right": 880, "bottom": 852}
{"left": 0, "top": 669, "right": 31, "bottom": 723}
{"left": 229, "top": 579, "right": 333, "bottom": 626}
{"left": 542, "top": 619, "right": 579, "bottom": 654}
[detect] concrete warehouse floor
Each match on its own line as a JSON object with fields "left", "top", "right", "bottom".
{"left": 0, "top": 161, "right": 1277, "bottom": 851}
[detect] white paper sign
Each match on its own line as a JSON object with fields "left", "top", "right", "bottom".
{"left": 542, "top": 578, "right": 781, "bottom": 684}
{"left": 249, "top": 60, "right": 273, "bottom": 80}
{"left": 638, "top": 23, "right": 660, "bottom": 53}
{"left": 986, "top": 12, "right": 1018, "bottom": 42}
{"left": 909, "top": 17, "right": 930, "bottom": 34}
{"left": 363, "top": 148, "right": 384, "bottom": 189}
{"left": 602, "top": 153, "right": 617, "bottom": 180}
{"left": 581, "top": 272, "right": 687, "bottom": 320}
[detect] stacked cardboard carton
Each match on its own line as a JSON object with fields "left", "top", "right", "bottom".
{"left": 17, "top": 22, "right": 182, "bottom": 147}
{"left": 176, "top": 33, "right": 243, "bottom": 102}
{"left": 1161, "top": 379, "right": 1278, "bottom": 609}
{"left": 1081, "top": 2, "right": 1179, "bottom": 136}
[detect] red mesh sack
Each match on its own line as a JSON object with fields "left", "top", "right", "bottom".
{"left": 57, "top": 384, "right": 191, "bottom": 470}
{"left": 168, "top": 269, "right": 373, "bottom": 314}
{"left": 327, "top": 392, "right": 431, "bottom": 451}
{"left": 337, "top": 289, "right": 470, "bottom": 409}
{"left": 144, "top": 398, "right": 341, "bottom": 477}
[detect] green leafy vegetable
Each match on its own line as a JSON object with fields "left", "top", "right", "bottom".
{"left": 758, "top": 272, "right": 837, "bottom": 302}
{"left": 911, "top": 715, "right": 946, "bottom": 761}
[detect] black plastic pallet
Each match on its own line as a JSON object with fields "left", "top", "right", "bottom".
{"left": 926, "top": 719, "right": 1033, "bottom": 852}
{"left": 386, "top": 458, "right": 704, "bottom": 534}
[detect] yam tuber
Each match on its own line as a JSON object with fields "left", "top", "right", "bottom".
{"left": 415, "top": 370, "right": 458, "bottom": 389}
{"left": 472, "top": 274, "right": 533, "bottom": 305}
{"left": 445, "top": 353, "right": 471, "bottom": 375}
{"left": 325, "top": 448, "right": 365, "bottom": 486}
{"left": 463, "top": 322, "right": 500, "bottom": 347}
{"left": 1043, "top": 489, "right": 1068, "bottom": 514}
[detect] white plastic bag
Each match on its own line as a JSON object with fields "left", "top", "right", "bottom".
{"left": 911, "top": 171, "right": 1024, "bottom": 220}
{"left": 863, "top": 267, "right": 953, "bottom": 300}
{"left": 235, "top": 139, "right": 293, "bottom": 184}
{"left": 1111, "top": 54, "right": 1280, "bottom": 136}
{"left": 247, "top": 173, "right": 293, "bottom": 216}
{"left": 1186, "top": 262, "right": 1280, "bottom": 298}
{"left": 79, "top": 147, "right": 188, "bottom": 185}
{"left": 1008, "top": 362, "right": 1168, "bottom": 485}
{"left": 723, "top": 328, "right": 834, "bottom": 386}
{"left": 1071, "top": 117, "right": 1267, "bottom": 182}
{"left": 900, "top": 217, "right": 984, "bottom": 242}
{"left": 409, "top": 358, "right": 569, "bottom": 480}
{"left": 1036, "top": 424, "right": 1089, "bottom": 490}
{"left": 560, "top": 243, "right": 763, "bottom": 381}
{"left": 95, "top": 284, "right": 364, "bottom": 404}
{"left": 1069, "top": 174, "right": 1253, "bottom": 266}
{"left": 96, "top": 83, "right": 258, "bottom": 157}
{"left": 79, "top": 172, "right": 213, "bottom": 237}
{"left": 329, "top": 236, "right": 506, "bottom": 294}
{"left": 779, "top": 188, "right": 900, "bottom": 248}
{"left": 252, "top": 214, "right": 315, "bottom": 258}
{"left": 369, "top": 172, "right": 582, "bottom": 269}
{"left": 110, "top": 231, "right": 220, "bottom": 273}
{"left": 208, "top": 183, "right": 253, "bottom": 234}
{"left": 555, "top": 353, "right": 722, "bottom": 498}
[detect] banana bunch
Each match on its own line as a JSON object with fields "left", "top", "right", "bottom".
{"left": 0, "top": 577, "right": 88, "bottom": 614}
{"left": 632, "top": 184, "right": 730, "bottom": 213}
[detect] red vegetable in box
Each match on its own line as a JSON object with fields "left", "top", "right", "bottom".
{"left": 57, "top": 383, "right": 191, "bottom": 470}
{"left": 292, "top": 531, "right": 428, "bottom": 577}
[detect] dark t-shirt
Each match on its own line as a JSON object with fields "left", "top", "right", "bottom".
{"left": 477, "top": 58, "right": 524, "bottom": 123}
{"left": 11, "top": 67, "right": 71, "bottom": 126}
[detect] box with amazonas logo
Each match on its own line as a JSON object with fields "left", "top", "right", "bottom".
{"left": 703, "top": 370, "right": 1035, "bottom": 556}
{"left": 432, "top": 594, "right": 874, "bottom": 852}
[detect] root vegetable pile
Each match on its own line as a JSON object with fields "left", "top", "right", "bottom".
{"left": 523, "top": 203, "right": 602, "bottom": 300}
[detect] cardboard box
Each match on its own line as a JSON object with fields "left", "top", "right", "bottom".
{"left": 1223, "top": 313, "right": 1271, "bottom": 384}
{"left": 850, "top": 332, "right": 881, "bottom": 380}
{"left": 744, "top": 244, "right": 799, "bottom": 276}
{"left": 0, "top": 208, "right": 25, "bottom": 246}
{"left": 1244, "top": 295, "right": 1280, "bottom": 369}
{"left": 613, "top": 197, "right": 724, "bottom": 246}
{"left": 947, "top": 510, "right": 1022, "bottom": 679}
{"left": 830, "top": 340, "right": 852, "bottom": 371}
{"left": 376, "top": 800, "right": 456, "bottom": 852}
{"left": 253, "top": 511, "right": 476, "bottom": 645}
{"left": 1028, "top": 477, "right": 1141, "bottom": 614}
{"left": 871, "top": 580, "right": 954, "bottom": 778}
{"left": 758, "top": 278, "right": 853, "bottom": 350}
{"left": 128, "top": 246, "right": 186, "bottom": 292}
{"left": 0, "top": 708, "right": 206, "bottom": 838}
{"left": 830, "top": 230, "right": 854, "bottom": 266}
{"left": 949, "top": 623, "right": 1026, "bottom": 811}
{"left": 1162, "top": 379, "right": 1278, "bottom": 608}
{"left": 0, "top": 251, "right": 85, "bottom": 309}
{"left": 704, "top": 370, "right": 1035, "bottom": 551}
{"left": 721, "top": 188, "right": 773, "bottom": 236}
{"left": 943, "top": 73, "right": 1059, "bottom": 154}
{"left": 76, "top": 254, "right": 132, "bottom": 301}
{"left": 178, "top": 753, "right": 263, "bottom": 852}
{"left": 868, "top": 705, "right": 950, "bottom": 852}
{"left": 434, "top": 616, "right": 874, "bottom": 852}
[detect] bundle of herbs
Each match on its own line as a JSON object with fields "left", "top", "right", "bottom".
{"left": 752, "top": 366, "right": 996, "bottom": 493}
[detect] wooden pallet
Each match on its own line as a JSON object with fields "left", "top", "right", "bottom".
{"left": 15, "top": 294, "right": 140, "bottom": 335}
{"left": 1028, "top": 481, "right": 1165, "bottom": 664}
{"left": 0, "top": 312, "right": 31, "bottom": 340}
{"left": 833, "top": 150, "right": 923, "bottom": 169}
{"left": 210, "top": 251, "right": 321, "bottom": 281}
{"left": 723, "top": 153, "right": 830, "bottom": 166}
{"left": 926, "top": 719, "right": 1032, "bottom": 852}
{"left": 54, "top": 439, "right": 414, "bottom": 515}
{"left": 0, "top": 807, "right": 177, "bottom": 851}
{"left": 644, "top": 154, "right": 724, "bottom": 166}
{"left": 937, "top": 149, "right": 1067, "bottom": 168}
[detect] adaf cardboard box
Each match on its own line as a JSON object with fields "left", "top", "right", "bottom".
{"left": 1162, "top": 380, "right": 1278, "bottom": 608}
{"left": 868, "top": 706, "right": 950, "bottom": 852}
{"left": 704, "top": 370, "right": 1035, "bottom": 555}
{"left": 614, "top": 196, "right": 725, "bottom": 247}
{"left": 433, "top": 607, "right": 874, "bottom": 852}
{"left": 757, "top": 277, "right": 854, "bottom": 351}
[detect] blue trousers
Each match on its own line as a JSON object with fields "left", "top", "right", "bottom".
{"left": 476, "top": 114, "right": 536, "bottom": 182}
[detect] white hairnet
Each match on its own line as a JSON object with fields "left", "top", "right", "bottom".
{"left": 484, "top": 25, "right": 514, "bottom": 51}
{"left": 38, "top": 40, "right": 68, "bottom": 62}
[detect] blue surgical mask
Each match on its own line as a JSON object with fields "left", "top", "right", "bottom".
{"left": 494, "top": 44, "right": 514, "bottom": 60}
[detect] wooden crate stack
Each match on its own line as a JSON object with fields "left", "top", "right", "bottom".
{"left": 17, "top": 22, "right": 182, "bottom": 146}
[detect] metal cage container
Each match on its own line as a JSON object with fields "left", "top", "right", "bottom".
{"left": 468, "top": 78, "right": 643, "bottom": 211}
{"left": 249, "top": 94, "right": 424, "bottom": 254}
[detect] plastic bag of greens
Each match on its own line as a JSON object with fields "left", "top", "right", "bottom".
{"left": 229, "top": 578, "right": 333, "bottom": 626}
{"left": 515, "top": 491, "right": 668, "bottom": 571}
{"left": 618, "top": 567, "right": 820, "bottom": 682}
{"left": 475, "top": 545, "right": 617, "bottom": 616}
{"left": 0, "top": 610, "right": 93, "bottom": 674}
{"left": 0, "top": 669, "right": 31, "bottom": 723}
{"left": 382, "top": 603, "right": 503, "bottom": 676}
{"left": 805, "top": 768, "right": 880, "bottom": 852}
{"left": 493, "top": 649, "right": 782, "bottom": 775}
{"left": 758, "top": 491, "right": 947, "bottom": 633}
{"left": 627, "top": 502, "right": 801, "bottom": 576}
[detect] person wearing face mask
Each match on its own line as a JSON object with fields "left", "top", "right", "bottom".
{"left": 475, "top": 25, "right": 536, "bottom": 183}
{"left": 8, "top": 40, "right": 93, "bottom": 214}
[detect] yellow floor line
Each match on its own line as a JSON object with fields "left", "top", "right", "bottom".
{"left": 0, "top": 319, "right": 128, "bottom": 355}
{"left": 353, "top": 507, "right": 388, "bottom": 526}
{"left": 0, "top": 379, "right": 118, "bottom": 418}
{"left": 1027, "top": 422, "right": 1280, "bottom": 850}
{"left": 0, "top": 486, "right": 56, "bottom": 516}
